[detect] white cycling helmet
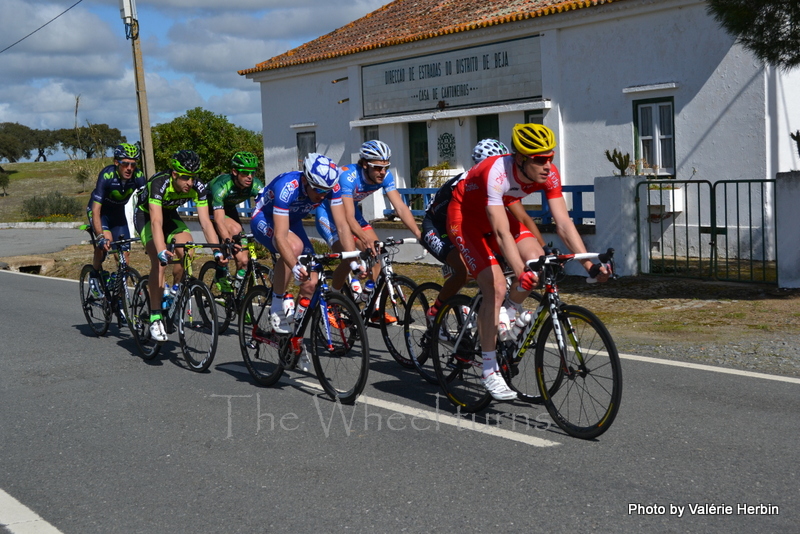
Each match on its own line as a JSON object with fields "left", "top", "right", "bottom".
{"left": 359, "top": 140, "right": 392, "bottom": 161}
{"left": 303, "top": 153, "right": 339, "bottom": 190}
{"left": 472, "top": 139, "right": 510, "bottom": 164}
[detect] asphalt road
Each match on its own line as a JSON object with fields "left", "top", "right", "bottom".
{"left": 0, "top": 271, "right": 798, "bottom": 533}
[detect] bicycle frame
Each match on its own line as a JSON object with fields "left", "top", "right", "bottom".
{"left": 347, "top": 237, "right": 416, "bottom": 322}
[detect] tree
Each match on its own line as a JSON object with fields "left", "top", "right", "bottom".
{"left": 152, "top": 107, "right": 264, "bottom": 181}
{"left": 31, "top": 129, "right": 59, "bottom": 162}
{"left": 58, "top": 123, "right": 125, "bottom": 159}
{"left": 707, "top": 1, "right": 800, "bottom": 70}
{"left": 0, "top": 123, "right": 34, "bottom": 163}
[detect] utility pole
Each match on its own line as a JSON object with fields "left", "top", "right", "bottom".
{"left": 120, "top": 0, "right": 155, "bottom": 178}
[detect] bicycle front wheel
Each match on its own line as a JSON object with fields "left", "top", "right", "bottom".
{"left": 379, "top": 274, "right": 416, "bottom": 368}
{"left": 117, "top": 267, "right": 140, "bottom": 330}
{"left": 178, "top": 280, "right": 219, "bottom": 372}
{"left": 199, "top": 260, "right": 233, "bottom": 334}
{"left": 310, "top": 292, "right": 369, "bottom": 405}
{"left": 403, "top": 282, "right": 442, "bottom": 384}
{"left": 128, "top": 276, "right": 161, "bottom": 360}
{"left": 79, "top": 264, "right": 110, "bottom": 336}
{"left": 430, "top": 294, "right": 491, "bottom": 413}
{"left": 534, "top": 305, "right": 622, "bottom": 440}
{"left": 238, "top": 285, "right": 285, "bottom": 386}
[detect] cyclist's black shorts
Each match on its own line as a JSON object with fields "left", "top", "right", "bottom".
{"left": 420, "top": 216, "right": 455, "bottom": 264}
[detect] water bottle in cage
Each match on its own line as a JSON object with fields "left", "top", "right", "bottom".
{"left": 283, "top": 293, "right": 295, "bottom": 320}
{"left": 361, "top": 279, "right": 375, "bottom": 302}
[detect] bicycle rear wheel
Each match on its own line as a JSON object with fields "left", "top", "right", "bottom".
{"left": 128, "top": 276, "right": 162, "bottom": 360}
{"left": 178, "top": 280, "right": 219, "bottom": 372}
{"left": 199, "top": 260, "right": 234, "bottom": 334}
{"left": 310, "top": 292, "right": 369, "bottom": 405}
{"left": 79, "top": 264, "right": 110, "bottom": 336}
{"left": 238, "top": 285, "right": 286, "bottom": 386}
{"left": 430, "top": 294, "right": 491, "bottom": 413}
{"left": 534, "top": 305, "right": 622, "bottom": 440}
{"left": 403, "top": 282, "right": 442, "bottom": 384}
{"left": 379, "top": 274, "right": 416, "bottom": 368}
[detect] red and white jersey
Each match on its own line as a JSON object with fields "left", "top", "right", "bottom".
{"left": 451, "top": 154, "right": 563, "bottom": 212}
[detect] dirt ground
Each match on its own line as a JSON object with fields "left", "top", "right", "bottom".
{"left": 5, "top": 242, "right": 800, "bottom": 377}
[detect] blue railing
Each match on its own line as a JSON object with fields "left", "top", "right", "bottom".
{"left": 177, "top": 185, "right": 595, "bottom": 225}
{"left": 385, "top": 185, "right": 595, "bottom": 225}
{"left": 178, "top": 199, "right": 254, "bottom": 218}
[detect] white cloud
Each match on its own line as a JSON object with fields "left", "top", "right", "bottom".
{"left": 0, "top": 0, "right": 389, "bottom": 160}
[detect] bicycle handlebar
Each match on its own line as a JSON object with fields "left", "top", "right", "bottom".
{"left": 525, "top": 247, "right": 615, "bottom": 278}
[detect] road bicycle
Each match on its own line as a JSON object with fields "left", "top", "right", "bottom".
{"left": 430, "top": 248, "right": 622, "bottom": 440}
{"left": 403, "top": 262, "right": 542, "bottom": 386}
{"left": 238, "top": 250, "right": 370, "bottom": 404}
{"left": 128, "top": 240, "right": 221, "bottom": 372}
{"left": 78, "top": 224, "right": 141, "bottom": 336}
{"left": 341, "top": 237, "right": 417, "bottom": 368}
{"left": 198, "top": 233, "right": 273, "bottom": 334}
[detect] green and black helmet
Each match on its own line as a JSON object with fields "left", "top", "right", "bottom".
{"left": 231, "top": 151, "right": 259, "bottom": 172}
{"left": 170, "top": 150, "right": 202, "bottom": 175}
{"left": 114, "top": 143, "right": 140, "bottom": 160}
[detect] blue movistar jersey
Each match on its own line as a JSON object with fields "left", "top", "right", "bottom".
{"left": 87, "top": 164, "right": 147, "bottom": 211}
{"left": 252, "top": 171, "right": 342, "bottom": 224}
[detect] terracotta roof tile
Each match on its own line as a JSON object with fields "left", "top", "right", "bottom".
{"left": 240, "top": 0, "right": 625, "bottom": 75}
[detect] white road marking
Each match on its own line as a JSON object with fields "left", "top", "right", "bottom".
{"left": 619, "top": 352, "right": 800, "bottom": 384}
{"left": 293, "top": 378, "right": 559, "bottom": 447}
{"left": 0, "top": 488, "right": 63, "bottom": 533}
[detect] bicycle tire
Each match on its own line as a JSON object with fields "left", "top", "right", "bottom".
{"left": 128, "top": 276, "right": 162, "bottom": 360}
{"left": 403, "top": 282, "right": 443, "bottom": 384}
{"left": 534, "top": 304, "right": 622, "bottom": 440}
{"left": 178, "top": 279, "right": 219, "bottom": 372}
{"left": 430, "top": 294, "right": 492, "bottom": 413}
{"left": 79, "top": 264, "right": 111, "bottom": 336}
{"left": 199, "top": 260, "right": 234, "bottom": 334}
{"left": 117, "top": 267, "right": 141, "bottom": 330}
{"left": 238, "top": 285, "right": 286, "bottom": 386}
{"left": 378, "top": 274, "right": 417, "bottom": 368}
{"left": 310, "top": 292, "right": 369, "bottom": 405}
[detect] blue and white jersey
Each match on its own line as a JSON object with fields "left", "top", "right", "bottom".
{"left": 252, "top": 171, "right": 342, "bottom": 223}
{"left": 336, "top": 163, "right": 397, "bottom": 206}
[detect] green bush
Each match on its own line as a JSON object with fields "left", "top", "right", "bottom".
{"left": 0, "top": 171, "right": 9, "bottom": 195}
{"left": 22, "top": 191, "right": 84, "bottom": 221}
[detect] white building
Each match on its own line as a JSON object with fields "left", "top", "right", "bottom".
{"left": 241, "top": 0, "right": 799, "bottom": 186}
{"left": 240, "top": 0, "right": 800, "bottom": 284}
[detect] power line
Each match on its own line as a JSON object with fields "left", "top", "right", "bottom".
{"left": 0, "top": 0, "right": 84, "bottom": 55}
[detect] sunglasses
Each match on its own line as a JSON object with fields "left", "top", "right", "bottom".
{"left": 366, "top": 162, "right": 390, "bottom": 170}
{"left": 527, "top": 154, "right": 554, "bottom": 165}
{"left": 118, "top": 161, "right": 137, "bottom": 168}
{"left": 175, "top": 172, "right": 196, "bottom": 180}
{"left": 310, "top": 186, "right": 331, "bottom": 195}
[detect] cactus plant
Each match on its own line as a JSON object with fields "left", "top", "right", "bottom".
{"left": 605, "top": 149, "right": 631, "bottom": 176}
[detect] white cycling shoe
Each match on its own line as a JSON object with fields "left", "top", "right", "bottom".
{"left": 149, "top": 320, "right": 168, "bottom": 343}
{"left": 482, "top": 372, "right": 518, "bottom": 401}
{"left": 270, "top": 312, "right": 291, "bottom": 334}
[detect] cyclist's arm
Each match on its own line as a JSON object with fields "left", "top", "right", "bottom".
{"left": 271, "top": 213, "right": 298, "bottom": 269}
{"left": 212, "top": 207, "right": 232, "bottom": 242}
{"left": 197, "top": 204, "right": 222, "bottom": 257}
{"left": 341, "top": 196, "right": 372, "bottom": 250}
{"left": 549, "top": 196, "right": 609, "bottom": 281}
{"left": 149, "top": 202, "right": 168, "bottom": 258}
{"left": 330, "top": 203, "right": 356, "bottom": 252}
{"left": 385, "top": 189, "right": 421, "bottom": 239}
{"left": 487, "top": 203, "right": 526, "bottom": 277}
{"left": 507, "top": 201, "right": 545, "bottom": 247}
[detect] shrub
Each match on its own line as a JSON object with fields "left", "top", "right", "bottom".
{"left": 0, "top": 171, "right": 9, "bottom": 195}
{"left": 22, "top": 191, "right": 84, "bottom": 220}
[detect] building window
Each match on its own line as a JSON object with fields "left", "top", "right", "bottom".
{"left": 363, "top": 126, "right": 379, "bottom": 142}
{"left": 476, "top": 115, "right": 499, "bottom": 142}
{"left": 296, "top": 132, "right": 316, "bottom": 169}
{"left": 524, "top": 110, "right": 543, "bottom": 124}
{"left": 634, "top": 99, "right": 674, "bottom": 176}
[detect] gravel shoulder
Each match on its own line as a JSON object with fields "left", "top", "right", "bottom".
{"left": 4, "top": 242, "right": 800, "bottom": 378}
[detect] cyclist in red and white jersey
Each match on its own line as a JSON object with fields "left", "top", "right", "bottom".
{"left": 447, "top": 123, "right": 610, "bottom": 400}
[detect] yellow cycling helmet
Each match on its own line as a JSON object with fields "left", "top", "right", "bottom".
{"left": 511, "top": 123, "right": 556, "bottom": 156}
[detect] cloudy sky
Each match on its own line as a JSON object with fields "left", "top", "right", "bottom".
{"left": 0, "top": 0, "right": 386, "bottom": 160}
